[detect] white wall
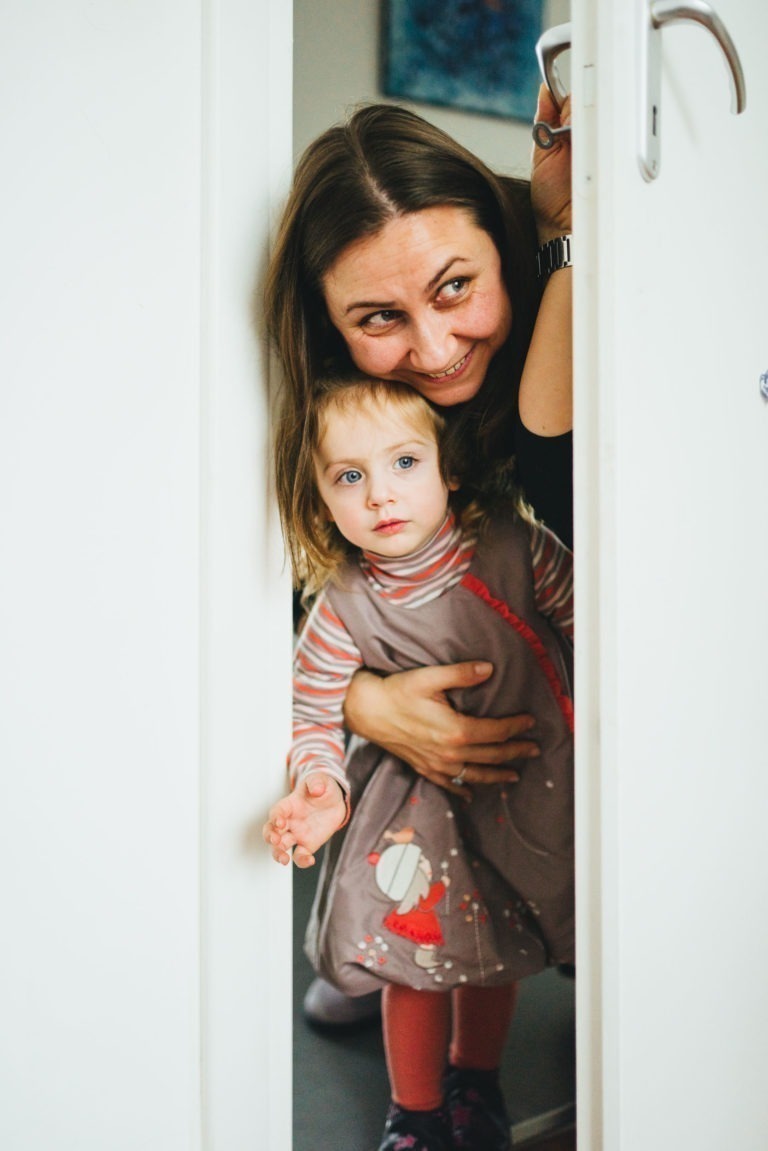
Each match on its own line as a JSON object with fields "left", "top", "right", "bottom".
{"left": 294, "top": 0, "right": 570, "bottom": 173}
{"left": 0, "top": 2, "right": 292, "bottom": 1148}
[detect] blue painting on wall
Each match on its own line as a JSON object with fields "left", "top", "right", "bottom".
{"left": 383, "top": 0, "right": 544, "bottom": 122}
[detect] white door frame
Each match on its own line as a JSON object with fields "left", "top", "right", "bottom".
{"left": 200, "top": 0, "right": 294, "bottom": 1146}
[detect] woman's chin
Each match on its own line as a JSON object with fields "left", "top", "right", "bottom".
{"left": 409, "top": 375, "right": 483, "bottom": 407}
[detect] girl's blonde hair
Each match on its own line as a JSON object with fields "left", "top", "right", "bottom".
{"left": 276, "top": 374, "right": 529, "bottom": 597}
{"left": 278, "top": 377, "right": 457, "bottom": 595}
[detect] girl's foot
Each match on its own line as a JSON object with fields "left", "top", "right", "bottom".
{"left": 443, "top": 1066, "right": 511, "bottom": 1151}
{"left": 377, "top": 1100, "right": 453, "bottom": 1151}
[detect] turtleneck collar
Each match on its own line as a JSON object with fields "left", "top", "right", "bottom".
{"left": 359, "top": 511, "right": 476, "bottom": 608}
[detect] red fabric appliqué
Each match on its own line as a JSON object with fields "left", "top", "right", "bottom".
{"left": 383, "top": 881, "right": 447, "bottom": 945}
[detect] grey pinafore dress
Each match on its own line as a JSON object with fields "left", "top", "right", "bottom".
{"left": 305, "top": 513, "right": 574, "bottom": 995}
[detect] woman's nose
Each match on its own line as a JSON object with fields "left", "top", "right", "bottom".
{"left": 408, "top": 314, "right": 455, "bottom": 373}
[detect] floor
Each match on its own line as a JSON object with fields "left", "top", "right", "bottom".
{"left": 293, "top": 862, "right": 576, "bottom": 1150}
{"left": 522, "top": 1134, "right": 576, "bottom": 1151}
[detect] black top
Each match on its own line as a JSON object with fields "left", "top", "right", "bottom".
{"left": 514, "top": 418, "right": 573, "bottom": 551}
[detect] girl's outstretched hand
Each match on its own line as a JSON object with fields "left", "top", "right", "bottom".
{"left": 531, "top": 83, "right": 572, "bottom": 241}
{"left": 343, "top": 664, "right": 540, "bottom": 797}
{"left": 263, "top": 773, "right": 347, "bottom": 868}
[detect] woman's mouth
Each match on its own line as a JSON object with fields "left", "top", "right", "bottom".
{"left": 426, "top": 348, "right": 473, "bottom": 380}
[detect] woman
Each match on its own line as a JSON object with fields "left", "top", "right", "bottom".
{"left": 265, "top": 90, "right": 572, "bottom": 1036}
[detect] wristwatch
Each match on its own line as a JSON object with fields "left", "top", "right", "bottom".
{"left": 536, "top": 234, "right": 572, "bottom": 279}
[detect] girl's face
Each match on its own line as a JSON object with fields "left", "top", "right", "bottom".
{"left": 322, "top": 206, "right": 512, "bottom": 408}
{"left": 313, "top": 395, "right": 456, "bottom": 558}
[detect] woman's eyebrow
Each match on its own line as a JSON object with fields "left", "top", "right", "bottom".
{"left": 344, "top": 297, "right": 396, "bottom": 315}
{"left": 427, "top": 256, "right": 469, "bottom": 291}
{"left": 343, "top": 257, "right": 471, "bottom": 315}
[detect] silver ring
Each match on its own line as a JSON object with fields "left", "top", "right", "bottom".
{"left": 451, "top": 768, "right": 467, "bottom": 787}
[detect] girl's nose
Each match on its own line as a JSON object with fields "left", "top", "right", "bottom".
{"left": 408, "top": 314, "right": 456, "bottom": 374}
{"left": 366, "top": 473, "right": 394, "bottom": 508}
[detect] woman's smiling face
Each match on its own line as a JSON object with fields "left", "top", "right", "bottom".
{"left": 322, "top": 206, "right": 512, "bottom": 407}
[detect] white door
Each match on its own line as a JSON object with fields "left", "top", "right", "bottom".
{"left": 572, "top": 1, "right": 768, "bottom": 1147}
{"left": 0, "top": 2, "right": 293, "bottom": 1148}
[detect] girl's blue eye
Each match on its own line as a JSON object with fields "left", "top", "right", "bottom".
{"left": 395, "top": 456, "right": 415, "bottom": 470}
{"left": 337, "top": 469, "right": 363, "bottom": 485}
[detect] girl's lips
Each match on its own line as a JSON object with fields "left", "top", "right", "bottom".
{"left": 374, "top": 519, "right": 406, "bottom": 535}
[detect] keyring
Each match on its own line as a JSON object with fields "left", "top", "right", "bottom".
{"left": 532, "top": 121, "right": 571, "bottom": 150}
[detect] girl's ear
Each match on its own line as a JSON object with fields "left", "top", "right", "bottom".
{"left": 447, "top": 476, "right": 461, "bottom": 493}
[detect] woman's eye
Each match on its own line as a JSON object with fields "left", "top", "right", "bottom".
{"left": 360, "top": 309, "right": 400, "bottom": 331}
{"left": 337, "top": 468, "right": 363, "bottom": 485}
{"left": 395, "top": 456, "right": 415, "bottom": 471}
{"left": 437, "top": 277, "right": 469, "bottom": 302}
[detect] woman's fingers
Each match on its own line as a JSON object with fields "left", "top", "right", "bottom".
{"left": 531, "top": 83, "right": 572, "bottom": 238}
{"left": 449, "top": 709, "right": 536, "bottom": 746}
{"left": 343, "top": 663, "right": 542, "bottom": 779}
{"left": 534, "top": 83, "right": 572, "bottom": 137}
{"left": 414, "top": 762, "right": 522, "bottom": 796}
{"left": 410, "top": 659, "right": 495, "bottom": 697}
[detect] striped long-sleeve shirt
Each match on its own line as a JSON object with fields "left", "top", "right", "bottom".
{"left": 289, "top": 512, "right": 573, "bottom": 792}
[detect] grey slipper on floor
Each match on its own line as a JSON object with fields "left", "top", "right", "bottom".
{"left": 302, "top": 976, "right": 382, "bottom": 1028}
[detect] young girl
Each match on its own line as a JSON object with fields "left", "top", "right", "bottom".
{"left": 264, "top": 376, "right": 574, "bottom": 1151}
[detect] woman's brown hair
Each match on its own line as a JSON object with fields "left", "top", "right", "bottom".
{"left": 265, "top": 103, "right": 542, "bottom": 529}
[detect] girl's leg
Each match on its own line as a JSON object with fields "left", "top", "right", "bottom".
{"left": 449, "top": 982, "right": 518, "bottom": 1070}
{"left": 445, "top": 983, "right": 518, "bottom": 1151}
{"left": 382, "top": 983, "right": 451, "bottom": 1111}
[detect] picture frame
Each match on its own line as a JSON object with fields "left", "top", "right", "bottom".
{"left": 382, "top": 0, "right": 544, "bottom": 122}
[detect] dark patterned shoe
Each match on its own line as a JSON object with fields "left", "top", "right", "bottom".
{"left": 377, "top": 1100, "right": 454, "bottom": 1151}
{"left": 443, "top": 1066, "right": 511, "bottom": 1151}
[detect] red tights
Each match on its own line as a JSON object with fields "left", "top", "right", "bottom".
{"left": 381, "top": 982, "right": 518, "bottom": 1111}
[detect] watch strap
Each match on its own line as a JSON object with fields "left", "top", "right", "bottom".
{"left": 536, "top": 234, "right": 573, "bottom": 279}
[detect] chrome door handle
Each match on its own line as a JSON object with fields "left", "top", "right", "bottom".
{"left": 639, "top": 0, "right": 747, "bottom": 181}
{"left": 532, "top": 22, "right": 572, "bottom": 150}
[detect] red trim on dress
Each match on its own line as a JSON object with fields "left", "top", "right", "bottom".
{"left": 460, "top": 572, "right": 575, "bottom": 733}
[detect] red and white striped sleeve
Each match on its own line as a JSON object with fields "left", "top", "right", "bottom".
{"left": 529, "top": 521, "right": 574, "bottom": 642}
{"left": 289, "top": 588, "right": 364, "bottom": 793}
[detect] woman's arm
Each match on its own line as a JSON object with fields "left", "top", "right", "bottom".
{"left": 519, "top": 85, "right": 573, "bottom": 438}
{"left": 343, "top": 662, "right": 540, "bottom": 796}
{"left": 518, "top": 269, "right": 572, "bottom": 435}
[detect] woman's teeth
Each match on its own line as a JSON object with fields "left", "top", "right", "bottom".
{"left": 428, "top": 351, "right": 469, "bottom": 379}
